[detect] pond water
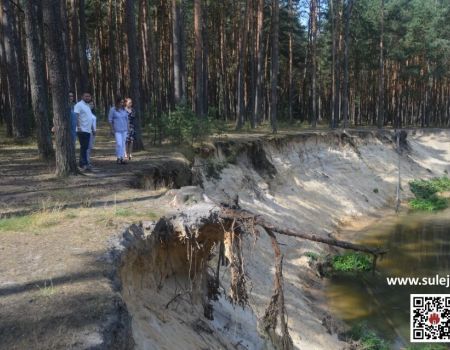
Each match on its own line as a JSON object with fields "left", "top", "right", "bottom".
{"left": 326, "top": 209, "right": 450, "bottom": 349}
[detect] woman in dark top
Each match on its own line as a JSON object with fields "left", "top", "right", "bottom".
{"left": 124, "top": 98, "right": 136, "bottom": 160}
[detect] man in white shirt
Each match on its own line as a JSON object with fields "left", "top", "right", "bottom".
{"left": 74, "top": 92, "right": 94, "bottom": 170}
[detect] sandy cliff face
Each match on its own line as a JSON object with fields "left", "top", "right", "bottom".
{"left": 116, "top": 130, "right": 450, "bottom": 350}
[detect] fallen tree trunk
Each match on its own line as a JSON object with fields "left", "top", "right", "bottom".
{"left": 219, "top": 207, "right": 388, "bottom": 256}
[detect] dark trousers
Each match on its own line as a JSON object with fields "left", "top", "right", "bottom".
{"left": 77, "top": 131, "right": 91, "bottom": 167}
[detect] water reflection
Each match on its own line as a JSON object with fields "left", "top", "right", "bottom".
{"left": 326, "top": 209, "right": 450, "bottom": 349}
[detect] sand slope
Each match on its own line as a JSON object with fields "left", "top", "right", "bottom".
{"left": 120, "top": 130, "right": 450, "bottom": 350}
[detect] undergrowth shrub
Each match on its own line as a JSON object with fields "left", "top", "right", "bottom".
{"left": 149, "top": 105, "right": 227, "bottom": 145}
{"left": 331, "top": 252, "right": 372, "bottom": 272}
{"left": 409, "top": 176, "right": 450, "bottom": 211}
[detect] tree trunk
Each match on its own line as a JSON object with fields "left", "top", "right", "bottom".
{"left": 42, "top": 0, "right": 78, "bottom": 176}
{"left": 179, "top": 1, "right": 187, "bottom": 105}
{"left": 194, "top": 0, "right": 205, "bottom": 118}
{"left": 0, "top": 5, "right": 13, "bottom": 137}
{"left": 136, "top": 0, "right": 145, "bottom": 112}
{"left": 288, "top": 0, "right": 294, "bottom": 122}
{"left": 70, "top": 0, "right": 81, "bottom": 96}
{"left": 24, "top": 1, "right": 54, "bottom": 160}
{"left": 270, "top": 0, "right": 279, "bottom": 133}
{"left": 172, "top": 0, "right": 185, "bottom": 105}
{"left": 202, "top": 4, "right": 208, "bottom": 117}
{"left": 253, "top": 0, "right": 264, "bottom": 126}
{"left": 125, "top": 0, "right": 144, "bottom": 150}
{"left": 78, "top": 0, "right": 90, "bottom": 92}
{"left": 334, "top": 0, "right": 342, "bottom": 127}
{"left": 235, "top": 1, "right": 250, "bottom": 130}
{"left": 330, "top": 0, "right": 336, "bottom": 128}
{"left": 310, "top": 0, "right": 318, "bottom": 128}
{"left": 60, "top": 0, "right": 73, "bottom": 92}
{"left": 342, "top": 0, "right": 353, "bottom": 129}
{"left": 219, "top": 6, "right": 230, "bottom": 121}
{"left": 1, "top": 0, "right": 28, "bottom": 138}
{"left": 107, "top": 0, "right": 117, "bottom": 102}
{"left": 377, "top": 0, "right": 384, "bottom": 129}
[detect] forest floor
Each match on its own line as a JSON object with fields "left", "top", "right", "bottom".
{"left": 0, "top": 129, "right": 193, "bottom": 349}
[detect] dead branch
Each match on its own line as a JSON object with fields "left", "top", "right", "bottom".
{"left": 219, "top": 208, "right": 388, "bottom": 256}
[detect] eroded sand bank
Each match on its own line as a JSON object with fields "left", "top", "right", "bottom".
{"left": 116, "top": 130, "right": 450, "bottom": 350}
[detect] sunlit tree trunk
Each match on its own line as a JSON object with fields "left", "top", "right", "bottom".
{"left": 270, "top": 0, "right": 279, "bottom": 133}
{"left": 172, "top": 0, "right": 185, "bottom": 105}
{"left": 42, "top": 0, "right": 77, "bottom": 176}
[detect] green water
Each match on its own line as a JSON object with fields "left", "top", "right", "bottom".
{"left": 326, "top": 209, "right": 450, "bottom": 349}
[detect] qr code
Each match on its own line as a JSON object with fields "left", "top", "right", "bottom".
{"left": 411, "top": 294, "right": 450, "bottom": 342}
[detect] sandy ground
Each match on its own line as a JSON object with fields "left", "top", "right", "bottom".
{"left": 0, "top": 129, "right": 449, "bottom": 350}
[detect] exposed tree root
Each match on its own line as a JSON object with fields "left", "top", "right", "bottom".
{"left": 262, "top": 228, "right": 294, "bottom": 350}
{"left": 223, "top": 220, "right": 248, "bottom": 307}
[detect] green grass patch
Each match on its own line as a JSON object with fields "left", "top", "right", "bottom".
{"left": 409, "top": 196, "right": 448, "bottom": 211}
{"left": 409, "top": 176, "right": 450, "bottom": 211}
{"left": 114, "top": 208, "right": 159, "bottom": 220}
{"left": 114, "top": 208, "right": 135, "bottom": 217}
{"left": 346, "top": 323, "right": 389, "bottom": 350}
{"left": 0, "top": 210, "right": 70, "bottom": 232}
{"left": 331, "top": 252, "right": 372, "bottom": 272}
{"left": 0, "top": 215, "right": 34, "bottom": 232}
{"left": 36, "top": 280, "right": 56, "bottom": 298}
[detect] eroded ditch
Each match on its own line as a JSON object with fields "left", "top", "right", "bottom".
{"left": 107, "top": 130, "right": 450, "bottom": 349}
